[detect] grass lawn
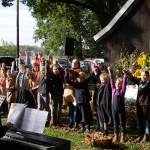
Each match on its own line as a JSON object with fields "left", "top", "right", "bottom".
{"left": 2, "top": 107, "right": 150, "bottom": 150}
{"left": 43, "top": 126, "right": 150, "bottom": 150}
{"left": 42, "top": 107, "right": 150, "bottom": 150}
{"left": 44, "top": 127, "right": 96, "bottom": 150}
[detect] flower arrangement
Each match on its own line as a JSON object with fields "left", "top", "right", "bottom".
{"left": 113, "top": 49, "right": 150, "bottom": 78}
{"left": 137, "top": 53, "right": 147, "bottom": 67}
{"left": 134, "top": 53, "right": 150, "bottom": 78}
{"left": 134, "top": 68, "right": 142, "bottom": 78}
{"left": 113, "top": 49, "right": 139, "bottom": 77}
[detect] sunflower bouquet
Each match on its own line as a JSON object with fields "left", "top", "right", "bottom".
{"left": 134, "top": 52, "right": 150, "bottom": 78}
{"left": 113, "top": 50, "right": 150, "bottom": 78}
{"left": 113, "top": 50, "right": 139, "bottom": 77}
{"left": 137, "top": 53, "right": 147, "bottom": 67}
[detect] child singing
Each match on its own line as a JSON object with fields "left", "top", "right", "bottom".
{"left": 108, "top": 67, "right": 127, "bottom": 143}
{"left": 93, "top": 72, "right": 112, "bottom": 135}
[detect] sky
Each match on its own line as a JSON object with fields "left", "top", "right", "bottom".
{"left": 0, "top": 1, "right": 41, "bottom": 47}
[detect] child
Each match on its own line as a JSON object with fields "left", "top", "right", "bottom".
{"left": 49, "top": 64, "right": 64, "bottom": 126}
{"left": 126, "top": 70, "right": 150, "bottom": 142}
{"left": 65, "top": 70, "right": 92, "bottom": 132}
{"left": 0, "top": 69, "right": 6, "bottom": 95}
{"left": 108, "top": 67, "right": 127, "bottom": 143}
{"left": 6, "top": 70, "right": 16, "bottom": 111}
{"left": 93, "top": 72, "right": 112, "bottom": 135}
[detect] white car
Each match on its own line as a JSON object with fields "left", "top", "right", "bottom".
{"left": 92, "top": 58, "right": 104, "bottom": 65}
{"left": 58, "top": 59, "right": 71, "bottom": 69}
{"left": 90, "top": 58, "right": 105, "bottom": 71}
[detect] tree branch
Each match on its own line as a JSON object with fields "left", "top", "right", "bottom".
{"left": 48, "top": 0, "right": 95, "bottom": 11}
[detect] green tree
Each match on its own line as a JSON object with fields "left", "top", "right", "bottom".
{"left": 33, "top": 4, "right": 79, "bottom": 52}
{"left": 22, "top": 0, "right": 126, "bottom": 27}
{"left": 32, "top": 4, "right": 102, "bottom": 57}
{"left": 1, "top": 0, "right": 126, "bottom": 57}
{"left": 23, "top": 0, "right": 126, "bottom": 57}
{"left": 0, "top": 40, "right": 42, "bottom": 56}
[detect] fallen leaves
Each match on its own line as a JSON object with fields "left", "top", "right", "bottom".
{"left": 83, "top": 132, "right": 112, "bottom": 147}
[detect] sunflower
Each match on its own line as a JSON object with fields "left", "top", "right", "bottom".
{"left": 137, "top": 53, "right": 147, "bottom": 67}
{"left": 134, "top": 68, "right": 142, "bottom": 78}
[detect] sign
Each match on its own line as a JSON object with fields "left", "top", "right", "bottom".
{"left": 125, "top": 85, "right": 138, "bottom": 101}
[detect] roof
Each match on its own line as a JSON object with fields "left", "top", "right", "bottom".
{"left": 93, "top": 0, "right": 142, "bottom": 41}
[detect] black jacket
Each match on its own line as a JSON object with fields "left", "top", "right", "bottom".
{"left": 38, "top": 75, "right": 52, "bottom": 95}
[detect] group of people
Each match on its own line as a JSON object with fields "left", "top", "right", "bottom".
{"left": 93, "top": 67, "right": 150, "bottom": 143}
{"left": 0, "top": 52, "right": 149, "bottom": 144}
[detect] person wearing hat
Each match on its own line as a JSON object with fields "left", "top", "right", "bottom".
{"left": 15, "top": 63, "right": 35, "bottom": 108}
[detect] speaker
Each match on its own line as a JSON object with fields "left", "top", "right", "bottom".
{"left": 64, "top": 38, "right": 74, "bottom": 56}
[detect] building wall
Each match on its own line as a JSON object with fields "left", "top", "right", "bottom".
{"left": 105, "top": 0, "right": 150, "bottom": 63}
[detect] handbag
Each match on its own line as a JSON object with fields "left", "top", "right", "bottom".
{"left": 63, "top": 85, "right": 74, "bottom": 103}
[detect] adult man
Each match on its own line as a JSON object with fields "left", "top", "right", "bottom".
{"left": 16, "top": 63, "right": 35, "bottom": 108}
{"left": 37, "top": 61, "right": 52, "bottom": 126}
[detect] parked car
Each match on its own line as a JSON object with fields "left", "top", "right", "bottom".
{"left": 80, "top": 61, "right": 86, "bottom": 69}
{"left": 91, "top": 58, "right": 105, "bottom": 70}
{"left": 0, "top": 56, "right": 15, "bottom": 69}
{"left": 92, "top": 58, "right": 104, "bottom": 66}
{"left": 58, "top": 58, "right": 71, "bottom": 69}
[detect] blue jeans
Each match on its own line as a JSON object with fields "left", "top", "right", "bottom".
{"left": 137, "top": 104, "right": 150, "bottom": 134}
{"left": 68, "top": 102, "right": 75, "bottom": 125}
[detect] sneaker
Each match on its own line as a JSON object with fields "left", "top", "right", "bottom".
{"left": 74, "top": 123, "right": 79, "bottom": 129}
{"left": 140, "top": 134, "right": 148, "bottom": 143}
{"left": 112, "top": 133, "right": 119, "bottom": 143}
{"left": 84, "top": 129, "right": 90, "bottom": 133}
{"left": 68, "top": 123, "right": 74, "bottom": 129}
{"left": 134, "top": 135, "right": 143, "bottom": 142}
{"left": 120, "top": 132, "right": 125, "bottom": 143}
{"left": 81, "top": 126, "right": 86, "bottom": 133}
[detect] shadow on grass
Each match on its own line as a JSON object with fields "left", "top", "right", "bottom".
{"left": 93, "top": 142, "right": 128, "bottom": 150}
